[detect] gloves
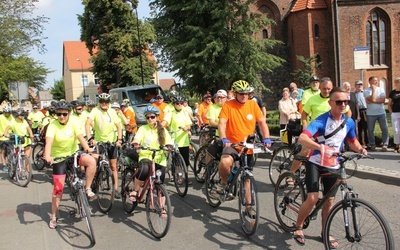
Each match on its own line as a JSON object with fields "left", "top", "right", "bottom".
{"left": 221, "top": 138, "right": 230, "bottom": 144}
{"left": 263, "top": 138, "right": 272, "bottom": 145}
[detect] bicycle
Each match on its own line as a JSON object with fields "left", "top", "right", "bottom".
{"left": 32, "top": 141, "right": 50, "bottom": 171}
{"left": 63, "top": 151, "right": 96, "bottom": 245}
{"left": 120, "top": 146, "right": 172, "bottom": 238}
{"left": 205, "top": 135, "right": 271, "bottom": 235}
{"left": 188, "top": 139, "right": 198, "bottom": 172}
{"left": 274, "top": 153, "right": 394, "bottom": 249}
{"left": 90, "top": 142, "right": 115, "bottom": 213}
{"left": 166, "top": 128, "right": 189, "bottom": 197}
{"left": 5, "top": 134, "right": 32, "bottom": 187}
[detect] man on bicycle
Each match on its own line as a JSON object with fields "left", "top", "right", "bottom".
{"left": 85, "top": 93, "right": 123, "bottom": 199}
{"left": 216, "top": 80, "right": 272, "bottom": 217}
{"left": 292, "top": 87, "right": 368, "bottom": 248}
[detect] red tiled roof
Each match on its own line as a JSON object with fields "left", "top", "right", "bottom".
{"left": 63, "top": 41, "right": 92, "bottom": 71}
{"left": 291, "top": 0, "right": 327, "bottom": 12}
{"left": 159, "top": 78, "right": 176, "bottom": 90}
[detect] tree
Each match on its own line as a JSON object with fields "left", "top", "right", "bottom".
{"left": 0, "top": 0, "right": 50, "bottom": 101}
{"left": 291, "top": 54, "right": 322, "bottom": 89}
{"left": 50, "top": 79, "right": 65, "bottom": 100}
{"left": 78, "top": 0, "right": 157, "bottom": 89}
{"left": 149, "top": 0, "right": 284, "bottom": 94}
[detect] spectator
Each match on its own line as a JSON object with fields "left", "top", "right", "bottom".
{"left": 289, "top": 82, "right": 304, "bottom": 102}
{"left": 364, "top": 76, "right": 389, "bottom": 152}
{"left": 300, "top": 76, "right": 321, "bottom": 115}
{"left": 278, "top": 87, "right": 299, "bottom": 129}
{"left": 354, "top": 80, "right": 369, "bottom": 148}
{"left": 343, "top": 82, "right": 359, "bottom": 122}
{"left": 388, "top": 77, "right": 400, "bottom": 152}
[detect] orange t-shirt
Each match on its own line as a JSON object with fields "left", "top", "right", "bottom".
{"left": 123, "top": 108, "right": 137, "bottom": 132}
{"left": 219, "top": 100, "right": 263, "bottom": 143}
{"left": 198, "top": 101, "right": 211, "bottom": 125}
{"left": 152, "top": 102, "right": 167, "bottom": 122}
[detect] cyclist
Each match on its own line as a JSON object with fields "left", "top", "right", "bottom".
{"left": 85, "top": 93, "right": 123, "bottom": 199}
{"left": 197, "top": 93, "right": 212, "bottom": 127}
{"left": 151, "top": 94, "right": 167, "bottom": 122}
{"left": 0, "top": 106, "right": 14, "bottom": 170}
{"left": 70, "top": 101, "right": 87, "bottom": 133}
{"left": 27, "top": 104, "right": 45, "bottom": 134}
{"left": 43, "top": 101, "right": 96, "bottom": 229}
{"left": 120, "top": 101, "right": 137, "bottom": 137}
{"left": 216, "top": 80, "right": 272, "bottom": 217}
{"left": 127, "top": 106, "right": 173, "bottom": 218}
{"left": 292, "top": 87, "right": 368, "bottom": 248}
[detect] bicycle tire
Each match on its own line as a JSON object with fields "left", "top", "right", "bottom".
{"left": 205, "top": 160, "right": 222, "bottom": 208}
{"left": 172, "top": 153, "right": 189, "bottom": 197}
{"left": 121, "top": 169, "right": 137, "bottom": 214}
{"left": 7, "top": 156, "right": 15, "bottom": 179}
{"left": 274, "top": 171, "right": 306, "bottom": 232}
{"left": 188, "top": 141, "right": 198, "bottom": 171}
{"left": 32, "top": 142, "right": 46, "bottom": 170}
{"left": 238, "top": 175, "right": 259, "bottom": 236}
{"left": 15, "top": 155, "right": 32, "bottom": 187}
{"left": 96, "top": 165, "right": 115, "bottom": 213}
{"left": 146, "top": 184, "right": 171, "bottom": 238}
{"left": 77, "top": 188, "right": 96, "bottom": 245}
{"left": 323, "top": 198, "right": 394, "bottom": 250}
{"left": 269, "top": 145, "right": 293, "bottom": 186}
{"left": 193, "top": 145, "right": 209, "bottom": 183}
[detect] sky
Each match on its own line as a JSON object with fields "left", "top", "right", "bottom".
{"left": 31, "top": 0, "right": 175, "bottom": 89}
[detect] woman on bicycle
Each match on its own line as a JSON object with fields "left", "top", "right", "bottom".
{"left": 126, "top": 106, "right": 173, "bottom": 218}
{"left": 43, "top": 101, "right": 96, "bottom": 229}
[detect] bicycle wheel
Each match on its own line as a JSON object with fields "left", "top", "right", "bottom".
{"left": 7, "top": 155, "right": 15, "bottom": 179}
{"left": 121, "top": 169, "right": 136, "bottom": 214}
{"left": 323, "top": 198, "right": 394, "bottom": 250}
{"left": 205, "top": 160, "right": 222, "bottom": 208}
{"left": 77, "top": 188, "right": 96, "bottom": 245}
{"left": 146, "top": 184, "right": 171, "bottom": 238}
{"left": 269, "top": 145, "right": 293, "bottom": 186}
{"left": 274, "top": 171, "right": 306, "bottom": 232}
{"left": 32, "top": 143, "right": 46, "bottom": 170}
{"left": 238, "top": 175, "right": 259, "bottom": 236}
{"left": 188, "top": 141, "right": 198, "bottom": 171}
{"left": 172, "top": 153, "right": 189, "bottom": 197}
{"left": 15, "top": 155, "right": 32, "bottom": 187}
{"left": 193, "top": 145, "right": 209, "bottom": 183}
{"left": 96, "top": 165, "right": 115, "bottom": 213}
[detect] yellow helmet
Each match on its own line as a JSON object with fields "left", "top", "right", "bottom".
{"left": 231, "top": 80, "right": 252, "bottom": 93}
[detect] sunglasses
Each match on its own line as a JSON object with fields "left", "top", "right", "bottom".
{"left": 238, "top": 93, "right": 249, "bottom": 96}
{"left": 334, "top": 100, "right": 349, "bottom": 106}
{"left": 99, "top": 100, "right": 110, "bottom": 104}
{"left": 57, "top": 112, "right": 69, "bottom": 117}
{"left": 174, "top": 102, "right": 183, "bottom": 105}
{"left": 75, "top": 108, "right": 82, "bottom": 111}
{"left": 217, "top": 96, "right": 226, "bottom": 99}
{"left": 146, "top": 115, "right": 156, "bottom": 120}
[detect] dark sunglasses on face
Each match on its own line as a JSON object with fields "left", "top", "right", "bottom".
{"left": 146, "top": 115, "right": 156, "bottom": 120}
{"left": 99, "top": 100, "right": 110, "bottom": 104}
{"left": 334, "top": 100, "right": 349, "bottom": 106}
{"left": 75, "top": 108, "right": 82, "bottom": 111}
{"left": 174, "top": 102, "right": 183, "bottom": 105}
{"left": 238, "top": 93, "right": 249, "bottom": 96}
{"left": 57, "top": 112, "right": 69, "bottom": 117}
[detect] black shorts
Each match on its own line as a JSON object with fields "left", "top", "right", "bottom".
{"left": 106, "top": 144, "right": 119, "bottom": 160}
{"left": 305, "top": 161, "right": 339, "bottom": 197}
{"left": 221, "top": 147, "right": 254, "bottom": 170}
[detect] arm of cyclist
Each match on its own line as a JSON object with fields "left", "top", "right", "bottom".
{"left": 3, "top": 125, "right": 11, "bottom": 138}
{"left": 26, "top": 125, "right": 35, "bottom": 142}
{"left": 44, "top": 136, "right": 54, "bottom": 165}
{"left": 257, "top": 116, "right": 272, "bottom": 148}
{"left": 347, "top": 138, "right": 368, "bottom": 156}
{"left": 85, "top": 117, "right": 94, "bottom": 145}
{"left": 114, "top": 121, "right": 123, "bottom": 147}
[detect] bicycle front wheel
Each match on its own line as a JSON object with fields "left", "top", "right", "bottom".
{"left": 96, "top": 166, "right": 115, "bottom": 213}
{"left": 15, "top": 155, "right": 32, "bottom": 187}
{"left": 205, "top": 160, "right": 221, "bottom": 208}
{"left": 121, "top": 169, "right": 136, "bottom": 214}
{"left": 323, "top": 198, "right": 394, "bottom": 250}
{"left": 172, "top": 153, "right": 189, "bottom": 197}
{"left": 188, "top": 141, "right": 198, "bottom": 171}
{"left": 146, "top": 184, "right": 171, "bottom": 238}
{"left": 238, "top": 175, "right": 259, "bottom": 236}
{"left": 77, "top": 188, "right": 96, "bottom": 245}
{"left": 32, "top": 143, "right": 46, "bottom": 170}
{"left": 269, "top": 145, "right": 293, "bottom": 186}
{"left": 193, "top": 145, "right": 209, "bottom": 183}
{"left": 274, "top": 171, "right": 306, "bottom": 232}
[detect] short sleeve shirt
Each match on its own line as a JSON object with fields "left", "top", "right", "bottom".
{"left": 0, "top": 114, "right": 14, "bottom": 141}
{"left": 88, "top": 107, "right": 120, "bottom": 142}
{"left": 389, "top": 90, "right": 400, "bottom": 113}
{"left": 46, "top": 119, "right": 81, "bottom": 157}
{"left": 163, "top": 109, "right": 192, "bottom": 147}
{"left": 207, "top": 103, "right": 222, "bottom": 136}
{"left": 302, "top": 94, "right": 331, "bottom": 121}
{"left": 364, "top": 87, "right": 386, "bottom": 116}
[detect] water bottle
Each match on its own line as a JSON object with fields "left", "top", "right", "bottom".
{"left": 228, "top": 166, "right": 238, "bottom": 183}
{"left": 3, "top": 166, "right": 9, "bottom": 172}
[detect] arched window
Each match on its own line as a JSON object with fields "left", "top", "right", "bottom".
{"left": 366, "top": 11, "right": 387, "bottom": 66}
{"left": 262, "top": 29, "right": 268, "bottom": 39}
{"left": 314, "top": 24, "right": 320, "bottom": 39}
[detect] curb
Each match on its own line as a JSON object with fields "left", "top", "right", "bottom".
{"left": 351, "top": 165, "right": 400, "bottom": 187}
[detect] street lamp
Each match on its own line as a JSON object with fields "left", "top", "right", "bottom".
{"left": 76, "top": 58, "right": 86, "bottom": 101}
{"left": 134, "top": 7, "right": 144, "bottom": 86}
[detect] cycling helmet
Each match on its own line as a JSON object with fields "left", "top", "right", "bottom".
{"left": 14, "top": 109, "right": 24, "bottom": 117}
{"left": 310, "top": 75, "right": 320, "bottom": 82}
{"left": 111, "top": 102, "right": 120, "bottom": 108}
{"left": 98, "top": 93, "right": 111, "bottom": 102}
{"left": 173, "top": 96, "right": 185, "bottom": 103}
{"left": 86, "top": 100, "right": 95, "bottom": 107}
{"left": 54, "top": 101, "right": 70, "bottom": 111}
{"left": 143, "top": 106, "right": 160, "bottom": 115}
{"left": 3, "top": 106, "right": 11, "bottom": 113}
{"left": 231, "top": 80, "right": 252, "bottom": 93}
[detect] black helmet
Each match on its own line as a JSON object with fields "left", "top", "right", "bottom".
{"left": 310, "top": 75, "right": 320, "bottom": 82}
{"left": 14, "top": 109, "right": 24, "bottom": 117}
{"left": 54, "top": 101, "right": 70, "bottom": 111}
{"left": 174, "top": 96, "right": 185, "bottom": 103}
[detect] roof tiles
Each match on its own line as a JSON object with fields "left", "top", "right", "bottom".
{"left": 291, "top": 0, "right": 328, "bottom": 12}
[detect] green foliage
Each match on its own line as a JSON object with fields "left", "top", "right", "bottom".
{"left": 149, "top": 0, "right": 285, "bottom": 94}
{"left": 291, "top": 54, "right": 322, "bottom": 89}
{"left": 78, "top": 0, "right": 157, "bottom": 89}
{"left": 50, "top": 79, "right": 66, "bottom": 100}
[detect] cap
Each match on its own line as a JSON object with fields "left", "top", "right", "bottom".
{"left": 33, "top": 105, "right": 38, "bottom": 109}
{"left": 309, "top": 75, "right": 320, "bottom": 82}
{"left": 355, "top": 80, "right": 363, "bottom": 85}
{"left": 120, "top": 102, "right": 127, "bottom": 107}
{"left": 216, "top": 89, "right": 227, "bottom": 97}
{"left": 156, "top": 94, "right": 163, "bottom": 99}
{"left": 111, "top": 102, "right": 120, "bottom": 108}
{"left": 203, "top": 93, "right": 212, "bottom": 99}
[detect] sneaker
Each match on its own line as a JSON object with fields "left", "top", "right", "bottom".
{"left": 381, "top": 146, "right": 388, "bottom": 152}
{"left": 245, "top": 207, "right": 257, "bottom": 219}
{"left": 114, "top": 191, "right": 121, "bottom": 199}
{"left": 368, "top": 146, "right": 376, "bottom": 151}
{"left": 215, "top": 182, "right": 227, "bottom": 195}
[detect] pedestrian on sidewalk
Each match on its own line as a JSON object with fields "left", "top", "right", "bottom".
{"left": 388, "top": 77, "right": 400, "bottom": 152}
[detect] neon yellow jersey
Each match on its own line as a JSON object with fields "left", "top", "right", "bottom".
{"left": 134, "top": 124, "right": 173, "bottom": 167}
{"left": 71, "top": 112, "right": 87, "bottom": 135}
{"left": 206, "top": 103, "right": 222, "bottom": 136}
{"left": 27, "top": 111, "right": 45, "bottom": 128}
{"left": 46, "top": 119, "right": 80, "bottom": 157}
{"left": 302, "top": 94, "right": 330, "bottom": 121}
{"left": 163, "top": 103, "right": 174, "bottom": 116}
{"left": 0, "top": 114, "right": 14, "bottom": 141}
{"left": 9, "top": 119, "right": 32, "bottom": 146}
{"left": 163, "top": 109, "right": 192, "bottom": 147}
{"left": 88, "top": 107, "right": 120, "bottom": 142}
{"left": 301, "top": 88, "right": 320, "bottom": 106}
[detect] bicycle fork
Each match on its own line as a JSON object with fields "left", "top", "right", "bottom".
{"left": 341, "top": 189, "right": 362, "bottom": 242}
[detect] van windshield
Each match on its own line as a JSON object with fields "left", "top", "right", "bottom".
{"left": 126, "top": 88, "right": 160, "bottom": 105}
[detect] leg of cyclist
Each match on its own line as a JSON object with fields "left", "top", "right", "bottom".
{"left": 79, "top": 154, "right": 96, "bottom": 199}
{"left": 50, "top": 161, "right": 67, "bottom": 229}
{"left": 320, "top": 175, "right": 339, "bottom": 248}
{"left": 108, "top": 145, "right": 120, "bottom": 198}
{"left": 244, "top": 155, "right": 256, "bottom": 216}
{"left": 24, "top": 145, "right": 32, "bottom": 173}
{"left": 178, "top": 146, "right": 191, "bottom": 185}
{"left": 216, "top": 147, "right": 235, "bottom": 193}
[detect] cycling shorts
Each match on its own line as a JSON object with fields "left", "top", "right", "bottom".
{"left": 305, "top": 161, "right": 339, "bottom": 196}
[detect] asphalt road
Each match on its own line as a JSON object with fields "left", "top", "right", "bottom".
{"left": 0, "top": 156, "right": 398, "bottom": 250}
